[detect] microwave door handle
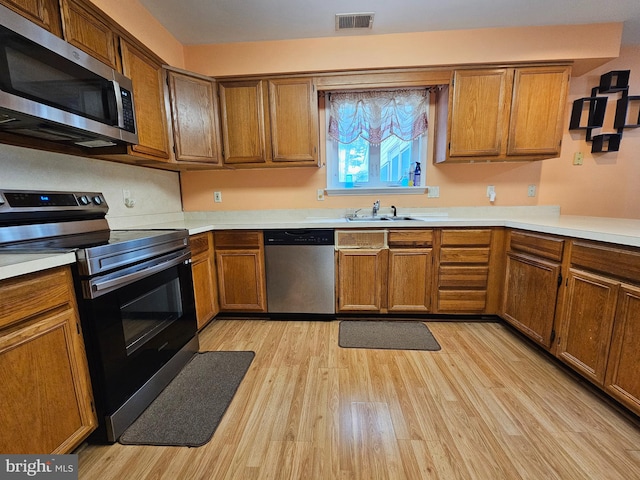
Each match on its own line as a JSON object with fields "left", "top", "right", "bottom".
{"left": 108, "top": 80, "right": 124, "bottom": 128}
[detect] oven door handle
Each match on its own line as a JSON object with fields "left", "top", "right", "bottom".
{"left": 88, "top": 251, "right": 191, "bottom": 298}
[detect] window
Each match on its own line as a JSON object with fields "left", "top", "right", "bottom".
{"left": 326, "top": 88, "right": 431, "bottom": 192}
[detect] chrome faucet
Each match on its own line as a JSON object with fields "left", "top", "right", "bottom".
{"left": 372, "top": 200, "right": 380, "bottom": 217}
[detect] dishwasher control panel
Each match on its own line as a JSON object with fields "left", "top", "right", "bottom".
{"left": 264, "top": 229, "right": 334, "bottom": 246}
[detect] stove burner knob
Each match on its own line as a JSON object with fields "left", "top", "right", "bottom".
{"left": 92, "top": 196, "right": 103, "bottom": 205}
{"left": 78, "top": 195, "right": 90, "bottom": 205}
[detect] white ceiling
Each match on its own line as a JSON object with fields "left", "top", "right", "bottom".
{"left": 138, "top": 0, "right": 640, "bottom": 46}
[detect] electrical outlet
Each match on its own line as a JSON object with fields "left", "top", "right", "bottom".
{"left": 573, "top": 152, "right": 584, "bottom": 165}
{"left": 214, "top": 191, "right": 222, "bottom": 203}
{"left": 528, "top": 185, "right": 537, "bottom": 197}
{"left": 427, "top": 186, "right": 440, "bottom": 198}
{"left": 317, "top": 189, "right": 325, "bottom": 201}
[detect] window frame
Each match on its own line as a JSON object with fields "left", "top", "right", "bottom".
{"left": 323, "top": 88, "right": 437, "bottom": 196}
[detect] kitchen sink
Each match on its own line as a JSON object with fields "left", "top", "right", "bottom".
{"left": 346, "top": 216, "right": 423, "bottom": 222}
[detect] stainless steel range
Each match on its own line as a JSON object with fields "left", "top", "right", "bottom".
{"left": 0, "top": 189, "right": 198, "bottom": 443}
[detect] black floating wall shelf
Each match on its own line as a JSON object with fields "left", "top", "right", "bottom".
{"left": 569, "top": 70, "right": 637, "bottom": 152}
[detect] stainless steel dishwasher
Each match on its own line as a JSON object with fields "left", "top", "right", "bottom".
{"left": 264, "top": 229, "right": 335, "bottom": 314}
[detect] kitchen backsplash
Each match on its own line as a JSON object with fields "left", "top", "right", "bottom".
{"left": 1, "top": 144, "right": 183, "bottom": 221}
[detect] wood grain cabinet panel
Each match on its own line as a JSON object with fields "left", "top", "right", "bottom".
{"left": 0, "top": 0, "right": 62, "bottom": 36}
{"left": 439, "top": 65, "right": 570, "bottom": 163}
{"left": 605, "top": 285, "right": 640, "bottom": 413}
{"left": 218, "top": 80, "right": 269, "bottom": 165}
{"left": 0, "top": 267, "right": 96, "bottom": 454}
{"left": 59, "top": 0, "right": 118, "bottom": 69}
{"left": 337, "top": 249, "right": 387, "bottom": 312}
{"left": 556, "top": 269, "right": 619, "bottom": 385}
{"left": 190, "top": 232, "right": 219, "bottom": 329}
{"left": 437, "top": 229, "right": 493, "bottom": 313}
{"left": 268, "top": 78, "right": 318, "bottom": 164}
{"left": 120, "top": 39, "right": 171, "bottom": 161}
{"left": 448, "top": 69, "right": 509, "bottom": 157}
{"left": 167, "top": 69, "right": 222, "bottom": 165}
{"left": 388, "top": 248, "right": 432, "bottom": 312}
{"left": 214, "top": 231, "right": 266, "bottom": 312}
{"left": 502, "top": 252, "right": 561, "bottom": 349}
{"left": 219, "top": 77, "right": 319, "bottom": 167}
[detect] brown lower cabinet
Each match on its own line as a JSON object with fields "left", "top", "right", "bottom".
{"left": 605, "top": 285, "right": 640, "bottom": 413}
{"left": 502, "top": 230, "right": 565, "bottom": 349}
{"left": 0, "top": 266, "right": 96, "bottom": 454}
{"left": 553, "top": 240, "right": 640, "bottom": 414}
{"left": 214, "top": 231, "right": 267, "bottom": 312}
{"left": 190, "top": 232, "right": 219, "bottom": 329}
{"left": 502, "top": 233, "right": 640, "bottom": 417}
{"left": 335, "top": 229, "right": 433, "bottom": 314}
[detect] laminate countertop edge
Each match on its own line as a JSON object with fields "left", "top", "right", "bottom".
{"left": 2, "top": 215, "right": 638, "bottom": 281}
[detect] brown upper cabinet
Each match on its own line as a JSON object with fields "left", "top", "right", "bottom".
{"left": 437, "top": 65, "right": 570, "bottom": 163}
{"left": 119, "top": 38, "right": 171, "bottom": 161}
{"left": 0, "top": 0, "right": 62, "bottom": 36}
{"left": 165, "top": 68, "right": 222, "bottom": 165}
{"left": 218, "top": 78, "right": 319, "bottom": 167}
{"left": 59, "top": 0, "right": 119, "bottom": 70}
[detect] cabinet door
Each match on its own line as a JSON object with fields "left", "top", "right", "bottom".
{"left": 1, "top": 0, "right": 62, "bottom": 36}
{"left": 557, "top": 269, "right": 619, "bottom": 385}
{"left": 215, "top": 249, "right": 267, "bottom": 311}
{"left": 388, "top": 248, "right": 432, "bottom": 312}
{"left": 167, "top": 70, "right": 222, "bottom": 164}
{"left": 219, "top": 80, "right": 269, "bottom": 165}
{"left": 337, "top": 249, "right": 387, "bottom": 312}
{"left": 268, "top": 78, "right": 318, "bottom": 164}
{"left": 605, "top": 285, "right": 640, "bottom": 414}
{"left": 190, "top": 232, "right": 219, "bottom": 329}
{"left": 448, "top": 69, "right": 510, "bottom": 157}
{"left": 0, "top": 308, "right": 96, "bottom": 454}
{"left": 120, "top": 39, "right": 171, "bottom": 160}
{"left": 507, "top": 66, "right": 570, "bottom": 156}
{"left": 59, "top": 0, "right": 118, "bottom": 69}
{"left": 502, "top": 252, "right": 561, "bottom": 349}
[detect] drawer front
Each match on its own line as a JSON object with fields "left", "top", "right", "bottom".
{"left": 438, "top": 266, "right": 489, "bottom": 289}
{"left": 214, "top": 230, "right": 263, "bottom": 249}
{"left": 438, "top": 290, "right": 487, "bottom": 312}
{"left": 440, "top": 247, "right": 491, "bottom": 264}
{"left": 571, "top": 240, "right": 640, "bottom": 284}
{"left": 190, "top": 232, "right": 212, "bottom": 257}
{"left": 509, "top": 230, "right": 564, "bottom": 261}
{"left": 388, "top": 229, "right": 433, "bottom": 247}
{"left": 0, "top": 267, "right": 73, "bottom": 330}
{"left": 441, "top": 229, "right": 492, "bottom": 246}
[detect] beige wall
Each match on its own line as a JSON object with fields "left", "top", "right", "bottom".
{"left": 184, "top": 23, "right": 622, "bottom": 77}
{"left": 538, "top": 45, "right": 640, "bottom": 219}
{"left": 89, "top": 0, "right": 185, "bottom": 67}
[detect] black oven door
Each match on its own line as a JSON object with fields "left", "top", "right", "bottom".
{"left": 77, "top": 253, "right": 196, "bottom": 415}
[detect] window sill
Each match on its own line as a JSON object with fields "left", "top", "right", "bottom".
{"left": 326, "top": 186, "right": 427, "bottom": 196}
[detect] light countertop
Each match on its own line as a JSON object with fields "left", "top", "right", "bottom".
{"left": 2, "top": 206, "right": 639, "bottom": 282}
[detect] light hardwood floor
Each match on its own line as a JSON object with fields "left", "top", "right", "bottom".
{"left": 77, "top": 319, "right": 640, "bottom": 479}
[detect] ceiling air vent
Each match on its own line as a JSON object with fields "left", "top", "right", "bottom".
{"left": 335, "top": 13, "right": 375, "bottom": 31}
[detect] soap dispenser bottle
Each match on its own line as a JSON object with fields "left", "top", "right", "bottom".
{"left": 413, "top": 162, "right": 421, "bottom": 187}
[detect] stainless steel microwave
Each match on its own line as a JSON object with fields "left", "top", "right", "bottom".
{"left": 0, "top": 3, "right": 138, "bottom": 148}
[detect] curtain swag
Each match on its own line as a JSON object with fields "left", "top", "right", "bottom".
{"left": 327, "top": 88, "right": 432, "bottom": 145}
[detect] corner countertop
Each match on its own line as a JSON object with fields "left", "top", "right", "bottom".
{"left": 2, "top": 206, "right": 639, "bottom": 282}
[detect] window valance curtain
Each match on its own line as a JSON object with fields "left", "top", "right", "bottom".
{"left": 327, "top": 89, "right": 430, "bottom": 145}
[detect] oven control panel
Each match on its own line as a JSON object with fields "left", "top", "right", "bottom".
{"left": 0, "top": 189, "right": 108, "bottom": 225}
{"left": 0, "top": 189, "right": 108, "bottom": 210}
